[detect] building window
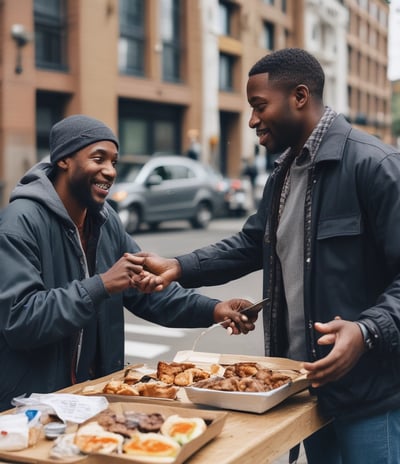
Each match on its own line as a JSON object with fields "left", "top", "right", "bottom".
{"left": 347, "top": 85, "right": 352, "bottom": 111}
{"left": 161, "top": 0, "right": 182, "bottom": 82}
{"left": 263, "top": 0, "right": 275, "bottom": 5}
{"left": 348, "top": 45, "right": 353, "bottom": 73}
{"left": 263, "top": 22, "right": 275, "bottom": 50}
{"left": 369, "top": 2, "right": 378, "bottom": 19}
{"left": 119, "top": 117, "right": 178, "bottom": 155}
{"left": 119, "top": 119, "right": 147, "bottom": 155}
{"left": 379, "top": 8, "right": 387, "bottom": 28}
{"left": 281, "top": 0, "right": 287, "bottom": 13}
{"left": 34, "top": 0, "right": 67, "bottom": 70}
{"left": 219, "top": 53, "right": 234, "bottom": 91}
{"left": 154, "top": 121, "right": 177, "bottom": 153}
{"left": 218, "top": 1, "right": 232, "bottom": 35}
{"left": 119, "top": 0, "right": 145, "bottom": 75}
{"left": 119, "top": 100, "right": 182, "bottom": 155}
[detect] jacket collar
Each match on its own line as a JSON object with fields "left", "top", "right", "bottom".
{"left": 273, "top": 113, "right": 352, "bottom": 169}
{"left": 314, "top": 114, "right": 353, "bottom": 164}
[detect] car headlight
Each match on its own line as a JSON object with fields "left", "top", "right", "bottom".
{"left": 110, "top": 190, "right": 129, "bottom": 202}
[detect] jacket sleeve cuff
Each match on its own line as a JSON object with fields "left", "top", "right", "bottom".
{"left": 80, "top": 274, "right": 110, "bottom": 306}
{"left": 175, "top": 254, "right": 201, "bottom": 287}
{"left": 357, "top": 317, "right": 380, "bottom": 351}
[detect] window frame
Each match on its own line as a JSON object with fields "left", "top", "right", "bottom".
{"left": 161, "top": 0, "right": 182, "bottom": 83}
{"left": 34, "top": 0, "right": 67, "bottom": 71}
{"left": 118, "top": 0, "right": 146, "bottom": 76}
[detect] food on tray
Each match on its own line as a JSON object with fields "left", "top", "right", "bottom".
{"left": 103, "top": 379, "right": 140, "bottom": 396}
{"left": 156, "top": 361, "right": 216, "bottom": 386}
{"left": 54, "top": 408, "right": 208, "bottom": 459}
{"left": 173, "top": 367, "right": 211, "bottom": 386}
{"left": 134, "top": 382, "right": 179, "bottom": 398}
{"left": 74, "top": 421, "right": 123, "bottom": 454}
{"left": 97, "top": 409, "right": 165, "bottom": 436}
{"left": 123, "top": 431, "right": 180, "bottom": 460}
{"left": 83, "top": 361, "right": 223, "bottom": 399}
{"left": 192, "top": 362, "right": 291, "bottom": 392}
{"left": 160, "top": 414, "right": 207, "bottom": 445}
{"left": 102, "top": 379, "right": 179, "bottom": 399}
{"left": 156, "top": 361, "right": 196, "bottom": 384}
{"left": 224, "top": 362, "right": 259, "bottom": 378}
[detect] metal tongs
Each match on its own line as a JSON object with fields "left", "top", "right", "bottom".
{"left": 190, "top": 297, "right": 270, "bottom": 353}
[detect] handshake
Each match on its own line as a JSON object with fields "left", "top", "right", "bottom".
{"left": 129, "top": 252, "right": 182, "bottom": 293}
{"left": 99, "top": 251, "right": 260, "bottom": 336}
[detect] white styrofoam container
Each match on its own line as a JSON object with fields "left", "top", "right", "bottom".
{"left": 176, "top": 351, "right": 311, "bottom": 414}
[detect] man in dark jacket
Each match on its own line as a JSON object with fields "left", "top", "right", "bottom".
{"left": 0, "top": 114, "right": 255, "bottom": 412}
{"left": 135, "top": 49, "right": 400, "bottom": 463}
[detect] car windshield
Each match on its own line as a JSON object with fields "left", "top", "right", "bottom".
{"left": 116, "top": 162, "right": 145, "bottom": 182}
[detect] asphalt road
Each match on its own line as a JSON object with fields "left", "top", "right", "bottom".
{"left": 124, "top": 215, "right": 265, "bottom": 367}
{"left": 124, "top": 215, "right": 307, "bottom": 464}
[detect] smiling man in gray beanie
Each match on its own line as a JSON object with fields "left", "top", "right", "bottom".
{"left": 0, "top": 114, "right": 255, "bottom": 411}
{"left": 49, "top": 114, "right": 119, "bottom": 165}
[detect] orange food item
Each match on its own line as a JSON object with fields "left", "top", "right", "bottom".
{"left": 123, "top": 431, "right": 180, "bottom": 459}
{"left": 160, "top": 415, "right": 206, "bottom": 445}
{"left": 156, "top": 362, "right": 211, "bottom": 386}
{"left": 74, "top": 422, "right": 123, "bottom": 454}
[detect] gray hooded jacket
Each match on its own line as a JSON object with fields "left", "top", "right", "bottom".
{"left": 0, "top": 162, "right": 217, "bottom": 411}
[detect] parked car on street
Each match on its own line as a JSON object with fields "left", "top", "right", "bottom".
{"left": 107, "top": 155, "right": 226, "bottom": 233}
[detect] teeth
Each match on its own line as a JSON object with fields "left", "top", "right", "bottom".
{"left": 96, "top": 183, "right": 110, "bottom": 190}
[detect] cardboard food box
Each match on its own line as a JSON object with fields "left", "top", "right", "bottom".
{"left": 0, "top": 401, "right": 227, "bottom": 464}
{"left": 174, "top": 351, "right": 311, "bottom": 414}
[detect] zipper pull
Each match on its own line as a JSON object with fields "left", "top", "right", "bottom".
{"left": 308, "top": 319, "right": 317, "bottom": 360}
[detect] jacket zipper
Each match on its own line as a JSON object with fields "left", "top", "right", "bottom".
{"left": 305, "top": 166, "right": 318, "bottom": 360}
{"left": 70, "top": 226, "right": 90, "bottom": 384}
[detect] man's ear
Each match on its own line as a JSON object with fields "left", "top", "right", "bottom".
{"left": 294, "top": 84, "right": 309, "bottom": 109}
{"left": 57, "top": 157, "right": 70, "bottom": 170}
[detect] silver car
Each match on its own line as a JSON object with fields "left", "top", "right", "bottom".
{"left": 107, "top": 155, "right": 226, "bottom": 233}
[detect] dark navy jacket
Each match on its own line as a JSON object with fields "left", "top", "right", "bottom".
{"left": 177, "top": 115, "right": 400, "bottom": 419}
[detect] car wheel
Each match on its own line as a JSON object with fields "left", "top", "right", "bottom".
{"left": 125, "top": 206, "right": 141, "bottom": 234}
{"left": 190, "top": 202, "right": 212, "bottom": 229}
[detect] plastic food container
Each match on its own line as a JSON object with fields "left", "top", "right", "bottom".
{"left": 44, "top": 422, "right": 66, "bottom": 440}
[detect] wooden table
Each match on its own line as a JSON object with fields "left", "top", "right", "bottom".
{"left": 186, "top": 391, "right": 324, "bottom": 463}
{"left": 59, "top": 360, "right": 328, "bottom": 464}
{"left": 1, "top": 357, "right": 329, "bottom": 464}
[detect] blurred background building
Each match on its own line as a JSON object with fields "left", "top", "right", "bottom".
{"left": 0, "top": 0, "right": 394, "bottom": 207}
{"left": 389, "top": 0, "right": 400, "bottom": 147}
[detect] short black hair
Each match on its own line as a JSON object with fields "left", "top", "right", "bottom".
{"left": 249, "top": 48, "right": 325, "bottom": 99}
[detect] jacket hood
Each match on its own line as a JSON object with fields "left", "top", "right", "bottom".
{"left": 9, "top": 161, "right": 108, "bottom": 226}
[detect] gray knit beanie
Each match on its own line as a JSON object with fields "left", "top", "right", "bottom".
{"left": 49, "top": 114, "right": 119, "bottom": 164}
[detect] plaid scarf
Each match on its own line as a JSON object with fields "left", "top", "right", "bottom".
{"left": 277, "top": 106, "right": 337, "bottom": 219}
